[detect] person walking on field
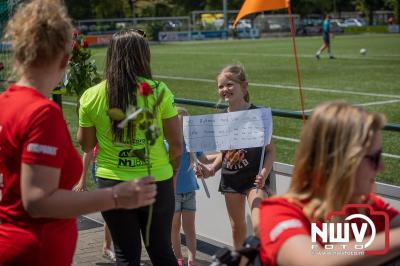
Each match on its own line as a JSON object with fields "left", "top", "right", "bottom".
{"left": 315, "top": 15, "right": 335, "bottom": 59}
{"left": 0, "top": 1, "right": 156, "bottom": 265}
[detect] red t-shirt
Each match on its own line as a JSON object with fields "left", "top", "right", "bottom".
{"left": 0, "top": 85, "right": 83, "bottom": 265}
{"left": 259, "top": 194, "right": 399, "bottom": 266}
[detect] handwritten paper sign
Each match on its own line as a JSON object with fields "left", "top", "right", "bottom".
{"left": 183, "top": 108, "right": 272, "bottom": 152}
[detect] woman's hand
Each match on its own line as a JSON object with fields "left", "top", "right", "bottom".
{"left": 112, "top": 176, "right": 157, "bottom": 209}
{"left": 254, "top": 174, "right": 266, "bottom": 189}
{"left": 73, "top": 179, "right": 87, "bottom": 192}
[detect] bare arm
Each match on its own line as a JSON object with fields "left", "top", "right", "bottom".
{"left": 73, "top": 150, "right": 94, "bottom": 192}
{"left": 255, "top": 142, "right": 276, "bottom": 188}
{"left": 195, "top": 152, "right": 223, "bottom": 178}
{"left": 77, "top": 126, "right": 97, "bottom": 153}
{"left": 198, "top": 153, "right": 219, "bottom": 164}
{"left": 276, "top": 229, "right": 400, "bottom": 266}
{"left": 21, "top": 163, "right": 156, "bottom": 219}
{"left": 163, "top": 115, "right": 183, "bottom": 179}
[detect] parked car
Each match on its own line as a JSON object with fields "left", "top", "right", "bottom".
{"left": 267, "top": 20, "right": 283, "bottom": 31}
{"left": 229, "top": 19, "right": 252, "bottom": 29}
{"left": 330, "top": 21, "right": 344, "bottom": 33}
{"left": 330, "top": 19, "right": 346, "bottom": 28}
{"left": 163, "top": 20, "right": 183, "bottom": 31}
{"left": 343, "top": 18, "right": 366, "bottom": 27}
{"left": 296, "top": 18, "right": 322, "bottom": 36}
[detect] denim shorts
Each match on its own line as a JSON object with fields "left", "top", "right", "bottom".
{"left": 174, "top": 191, "right": 196, "bottom": 212}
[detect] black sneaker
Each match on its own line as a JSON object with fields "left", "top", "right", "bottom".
{"left": 315, "top": 54, "right": 320, "bottom": 60}
{"left": 329, "top": 55, "right": 336, "bottom": 59}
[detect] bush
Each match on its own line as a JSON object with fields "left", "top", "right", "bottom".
{"left": 64, "top": 32, "right": 102, "bottom": 98}
{"left": 344, "top": 25, "right": 389, "bottom": 34}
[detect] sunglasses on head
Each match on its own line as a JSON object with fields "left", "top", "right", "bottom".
{"left": 113, "top": 29, "right": 146, "bottom": 38}
{"left": 364, "top": 149, "right": 382, "bottom": 170}
{"left": 129, "top": 28, "right": 146, "bottom": 37}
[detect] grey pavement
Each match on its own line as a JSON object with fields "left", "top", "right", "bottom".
{"left": 73, "top": 213, "right": 215, "bottom": 266}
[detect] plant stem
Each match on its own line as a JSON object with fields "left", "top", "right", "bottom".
{"left": 144, "top": 98, "right": 153, "bottom": 247}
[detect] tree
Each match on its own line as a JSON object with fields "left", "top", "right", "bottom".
{"left": 91, "top": 0, "right": 132, "bottom": 19}
{"left": 354, "top": 0, "right": 386, "bottom": 25}
{"left": 384, "top": 0, "right": 399, "bottom": 24}
{"left": 64, "top": 0, "right": 93, "bottom": 20}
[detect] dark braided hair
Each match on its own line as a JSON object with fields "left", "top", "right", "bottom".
{"left": 105, "top": 29, "right": 152, "bottom": 143}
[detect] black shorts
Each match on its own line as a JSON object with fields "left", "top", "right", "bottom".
{"left": 219, "top": 174, "right": 270, "bottom": 195}
{"left": 323, "top": 32, "right": 330, "bottom": 45}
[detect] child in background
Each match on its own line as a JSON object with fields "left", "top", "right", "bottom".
{"left": 196, "top": 64, "right": 275, "bottom": 249}
{"left": 74, "top": 147, "right": 115, "bottom": 262}
{"left": 171, "top": 107, "right": 216, "bottom": 266}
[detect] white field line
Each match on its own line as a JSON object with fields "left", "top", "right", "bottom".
{"left": 272, "top": 135, "right": 400, "bottom": 160}
{"left": 62, "top": 101, "right": 77, "bottom": 106}
{"left": 154, "top": 75, "right": 400, "bottom": 99}
{"left": 63, "top": 100, "right": 400, "bottom": 160}
{"left": 302, "top": 99, "right": 400, "bottom": 113}
{"left": 92, "top": 49, "right": 400, "bottom": 62}
{"left": 354, "top": 99, "right": 400, "bottom": 107}
{"left": 150, "top": 51, "right": 400, "bottom": 61}
{"left": 383, "top": 153, "right": 400, "bottom": 159}
{"left": 272, "top": 135, "right": 299, "bottom": 143}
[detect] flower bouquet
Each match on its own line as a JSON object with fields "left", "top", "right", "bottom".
{"left": 64, "top": 31, "right": 102, "bottom": 98}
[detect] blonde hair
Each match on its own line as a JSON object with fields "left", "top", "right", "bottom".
{"left": 217, "top": 64, "right": 249, "bottom": 103}
{"left": 287, "top": 101, "right": 386, "bottom": 221}
{"left": 5, "top": 0, "right": 73, "bottom": 76}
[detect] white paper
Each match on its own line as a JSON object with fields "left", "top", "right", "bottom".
{"left": 183, "top": 108, "right": 272, "bottom": 152}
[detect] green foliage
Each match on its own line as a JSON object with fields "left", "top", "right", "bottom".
{"left": 344, "top": 25, "right": 389, "bottom": 33}
{"left": 139, "top": 21, "right": 164, "bottom": 41}
{"left": 64, "top": 34, "right": 400, "bottom": 185}
{"left": 64, "top": 33, "right": 102, "bottom": 98}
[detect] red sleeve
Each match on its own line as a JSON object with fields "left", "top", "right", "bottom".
{"left": 21, "top": 104, "right": 69, "bottom": 169}
{"left": 370, "top": 194, "right": 400, "bottom": 221}
{"left": 259, "top": 198, "right": 311, "bottom": 266}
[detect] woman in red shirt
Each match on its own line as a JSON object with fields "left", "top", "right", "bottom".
{"left": 0, "top": 1, "right": 156, "bottom": 265}
{"left": 259, "top": 101, "right": 400, "bottom": 266}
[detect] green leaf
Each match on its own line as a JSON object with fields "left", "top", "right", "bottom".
{"left": 108, "top": 108, "right": 126, "bottom": 121}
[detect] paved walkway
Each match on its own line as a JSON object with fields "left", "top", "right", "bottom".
{"left": 73, "top": 213, "right": 216, "bottom": 266}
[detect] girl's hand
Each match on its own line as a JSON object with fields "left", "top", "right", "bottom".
{"left": 194, "top": 164, "right": 215, "bottom": 178}
{"left": 254, "top": 174, "right": 266, "bottom": 189}
{"left": 112, "top": 176, "right": 157, "bottom": 209}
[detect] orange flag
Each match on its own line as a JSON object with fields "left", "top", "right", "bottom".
{"left": 233, "top": 0, "right": 289, "bottom": 27}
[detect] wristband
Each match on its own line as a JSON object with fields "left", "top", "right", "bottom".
{"left": 111, "top": 186, "right": 119, "bottom": 208}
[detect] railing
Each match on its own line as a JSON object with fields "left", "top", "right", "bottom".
{"left": 175, "top": 98, "right": 400, "bottom": 132}
{"left": 178, "top": 97, "right": 400, "bottom": 247}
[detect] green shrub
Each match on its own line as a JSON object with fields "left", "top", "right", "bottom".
{"left": 344, "top": 25, "right": 388, "bottom": 34}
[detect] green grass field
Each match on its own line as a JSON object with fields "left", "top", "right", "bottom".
{"left": 32, "top": 33, "right": 400, "bottom": 186}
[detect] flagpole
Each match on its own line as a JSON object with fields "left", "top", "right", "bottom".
{"left": 287, "top": 2, "right": 306, "bottom": 123}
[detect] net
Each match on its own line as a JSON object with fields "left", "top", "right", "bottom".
{"left": 0, "top": 0, "right": 23, "bottom": 83}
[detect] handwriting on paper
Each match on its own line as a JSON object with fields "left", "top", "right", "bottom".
{"left": 183, "top": 108, "right": 272, "bottom": 152}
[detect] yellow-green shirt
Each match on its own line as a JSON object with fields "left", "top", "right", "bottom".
{"left": 79, "top": 78, "right": 177, "bottom": 181}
